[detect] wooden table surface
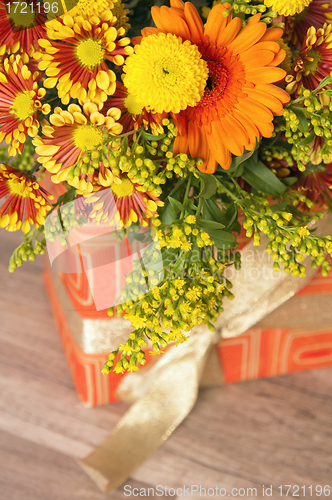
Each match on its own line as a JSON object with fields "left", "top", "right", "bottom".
{"left": 1, "top": 230, "right": 332, "bottom": 500}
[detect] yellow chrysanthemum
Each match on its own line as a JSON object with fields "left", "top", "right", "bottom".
{"left": 277, "top": 38, "right": 293, "bottom": 74}
{"left": 264, "top": 0, "right": 312, "bottom": 16}
{"left": 123, "top": 32, "right": 209, "bottom": 114}
{"left": 112, "top": 0, "right": 130, "bottom": 32}
{"left": 65, "top": 0, "right": 113, "bottom": 19}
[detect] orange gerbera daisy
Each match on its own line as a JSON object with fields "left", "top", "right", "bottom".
{"left": 286, "top": 23, "right": 332, "bottom": 96}
{"left": 0, "top": 164, "right": 53, "bottom": 233}
{"left": 33, "top": 102, "right": 123, "bottom": 192}
{"left": 0, "top": 54, "right": 50, "bottom": 156}
{"left": 84, "top": 177, "right": 164, "bottom": 227}
{"left": 131, "top": 0, "right": 290, "bottom": 172}
{"left": 103, "top": 81, "right": 166, "bottom": 136}
{"left": 0, "top": 0, "right": 47, "bottom": 56}
{"left": 34, "top": 11, "right": 133, "bottom": 105}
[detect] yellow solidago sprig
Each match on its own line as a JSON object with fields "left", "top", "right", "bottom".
{"left": 123, "top": 33, "right": 209, "bottom": 114}
{"left": 102, "top": 231, "right": 233, "bottom": 374}
{"left": 33, "top": 102, "right": 123, "bottom": 193}
{"left": 241, "top": 192, "right": 332, "bottom": 277}
{"left": 34, "top": 11, "right": 133, "bottom": 105}
{"left": 8, "top": 226, "right": 47, "bottom": 272}
{"left": 0, "top": 54, "right": 50, "bottom": 156}
{"left": 202, "top": 0, "right": 271, "bottom": 23}
{"left": 273, "top": 83, "right": 332, "bottom": 171}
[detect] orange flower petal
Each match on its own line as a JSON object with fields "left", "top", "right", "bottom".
{"left": 240, "top": 96, "right": 274, "bottom": 122}
{"left": 233, "top": 109, "right": 260, "bottom": 145}
{"left": 251, "top": 119, "right": 274, "bottom": 138}
{"left": 197, "top": 133, "right": 219, "bottom": 173}
{"left": 245, "top": 66, "right": 286, "bottom": 85}
{"left": 227, "top": 22, "right": 267, "bottom": 53}
{"left": 259, "top": 27, "right": 283, "bottom": 43}
{"left": 270, "top": 48, "right": 286, "bottom": 67}
{"left": 246, "top": 13, "right": 262, "bottom": 25}
{"left": 205, "top": 123, "right": 230, "bottom": 168}
{"left": 187, "top": 121, "right": 201, "bottom": 158}
{"left": 216, "top": 17, "right": 242, "bottom": 47}
{"left": 204, "top": 4, "right": 231, "bottom": 46}
{"left": 240, "top": 48, "right": 275, "bottom": 68}
{"left": 246, "top": 88, "right": 284, "bottom": 115}
{"left": 151, "top": 6, "right": 191, "bottom": 40}
{"left": 184, "top": 2, "right": 204, "bottom": 46}
{"left": 170, "top": 0, "right": 185, "bottom": 8}
{"left": 255, "top": 83, "right": 290, "bottom": 104}
{"left": 215, "top": 118, "right": 244, "bottom": 157}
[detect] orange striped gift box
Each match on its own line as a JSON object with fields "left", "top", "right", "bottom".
{"left": 217, "top": 268, "right": 332, "bottom": 383}
{"left": 44, "top": 254, "right": 332, "bottom": 406}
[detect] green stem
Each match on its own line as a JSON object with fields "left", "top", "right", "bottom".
{"left": 196, "top": 197, "right": 204, "bottom": 218}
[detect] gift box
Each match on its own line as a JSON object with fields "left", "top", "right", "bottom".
{"left": 44, "top": 252, "right": 332, "bottom": 406}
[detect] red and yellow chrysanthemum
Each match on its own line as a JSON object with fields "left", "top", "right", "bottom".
{"left": 33, "top": 102, "right": 123, "bottom": 192}
{"left": 34, "top": 11, "right": 133, "bottom": 105}
{"left": 84, "top": 176, "right": 164, "bottom": 227}
{"left": 104, "top": 81, "right": 166, "bottom": 136}
{"left": 286, "top": 23, "right": 332, "bottom": 96}
{"left": 0, "top": 55, "right": 50, "bottom": 156}
{"left": 0, "top": 0, "right": 47, "bottom": 56}
{"left": 283, "top": 0, "right": 332, "bottom": 49}
{"left": 295, "top": 163, "right": 332, "bottom": 210}
{"left": 127, "top": 1, "right": 290, "bottom": 172}
{"left": 0, "top": 164, "right": 53, "bottom": 233}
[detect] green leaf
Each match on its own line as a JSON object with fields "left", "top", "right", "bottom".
{"left": 188, "top": 201, "right": 198, "bottom": 211}
{"left": 205, "top": 229, "right": 237, "bottom": 250}
{"left": 272, "top": 139, "right": 293, "bottom": 152}
{"left": 225, "top": 202, "right": 238, "bottom": 228}
{"left": 290, "top": 106, "right": 309, "bottom": 134}
{"left": 298, "top": 132, "right": 315, "bottom": 146}
{"left": 204, "top": 199, "right": 229, "bottom": 226}
{"left": 271, "top": 200, "right": 289, "bottom": 212}
{"left": 197, "top": 219, "right": 225, "bottom": 230}
{"left": 242, "top": 157, "right": 287, "bottom": 196}
{"left": 168, "top": 197, "right": 184, "bottom": 214}
{"left": 197, "top": 172, "right": 217, "bottom": 199}
{"left": 281, "top": 176, "right": 298, "bottom": 187}
{"left": 228, "top": 145, "right": 258, "bottom": 173}
{"left": 142, "top": 131, "right": 166, "bottom": 141}
{"left": 167, "top": 178, "right": 186, "bottom": 201}
{"left": 160, "top": 202, "right": 177, "bottom": 225}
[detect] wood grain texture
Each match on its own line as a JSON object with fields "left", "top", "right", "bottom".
{"left": 1, "top": 230, "right": 332, "bottom": 499}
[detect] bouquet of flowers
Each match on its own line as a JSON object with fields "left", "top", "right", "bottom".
{"left": 1, "top": 0, "right": 332, "bottom": 374}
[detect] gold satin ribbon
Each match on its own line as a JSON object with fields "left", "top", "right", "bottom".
{"left": 77, "top": 327, "right": 216, "bottom": 492}
{"left": 77, "top": 215, "right": 332, "bottom": 492}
